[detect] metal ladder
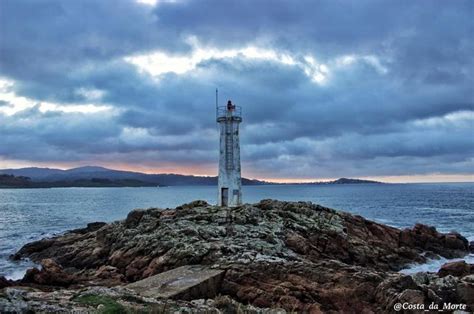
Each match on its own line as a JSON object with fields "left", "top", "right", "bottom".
{"left": 225, "top": 121, "right": 234, "bottom": 170}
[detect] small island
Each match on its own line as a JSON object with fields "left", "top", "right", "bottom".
{"left": 291, "top": 177, "right": 383, "bottom": 185}
{"left": 1, "top": 200, "right": 472, "bottom": 312}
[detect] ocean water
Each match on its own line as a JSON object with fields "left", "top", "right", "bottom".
{"left": 0, "top": 183, "right": 473, "bottom": 279}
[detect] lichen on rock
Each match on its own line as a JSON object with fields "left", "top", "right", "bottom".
{"left": 3, "top": 199, "right": 473, "bottom": 312}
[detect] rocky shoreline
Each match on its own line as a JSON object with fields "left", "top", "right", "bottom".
{"left": 1, "top": 199, "right": 473, "bottom": 313}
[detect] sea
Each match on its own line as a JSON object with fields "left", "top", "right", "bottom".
{"left": 0, "top": 183, "right": 473, "bottom": 279}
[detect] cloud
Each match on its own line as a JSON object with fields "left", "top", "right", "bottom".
{"left": 0, "top": 0, "right": 472, "bottom": 180}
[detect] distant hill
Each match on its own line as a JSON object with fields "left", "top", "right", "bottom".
{"left": 0, "top": 174, "right": 34, "bottom": 188}
{"left": 0, "top": 167, "right": 66, "bottom": 180}
{"left": 328, "top": 178, "right": 383, "bottom": 184}
{"left": 0, "top": 166, "right": 269, "bottom": 187}
{"left": 0, "top": 174, "right": 158, "bottom": 188}
{"left": 284, "top": 177, "right": 384, "bottom": 185}
{"left": 0, "top": 166, "right": 384, "bottom": 188}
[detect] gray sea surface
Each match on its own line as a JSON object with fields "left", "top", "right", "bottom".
{"left": 0, "top": 183, "right": 473, "bottom": 278}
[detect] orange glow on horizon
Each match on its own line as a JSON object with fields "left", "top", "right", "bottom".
{"left": 0, "top": 159, "right": 472, "bottom": 183}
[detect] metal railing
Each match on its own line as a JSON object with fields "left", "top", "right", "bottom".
{"left": 216, "top": 106, "right": 242, "bottom": 120}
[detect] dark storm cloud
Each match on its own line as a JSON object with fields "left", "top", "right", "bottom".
{"left": 0, "top": 106, "right": 120, "bottom": 160}
{"left": 0, "top": 105, "right": 217, "bottom": 164}
{"left": 0, "top": 0, "right": 472, "bottom": 178}
{"left": 153, "top": 0, "right": 403, "bottom": 54}
{"left": 0, "top": 0, "right": 180, "bottom": 72}
{"left": 0, "top": 0, "right": 164, "bottom": 104}
{"left": 153, "top": 0, "right": 473, "bottom": 62}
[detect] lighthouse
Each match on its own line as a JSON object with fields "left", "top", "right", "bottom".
{"left": 216, "top": 98, "right": 242, "bottom": 207}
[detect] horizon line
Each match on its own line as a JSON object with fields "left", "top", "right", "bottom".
{"left": 1, "top": 163, "right": 473, "bottom": 184}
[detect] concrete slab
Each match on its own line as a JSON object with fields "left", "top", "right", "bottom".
{"left": 126, "top": 265, "right": 225, "bottom": 300}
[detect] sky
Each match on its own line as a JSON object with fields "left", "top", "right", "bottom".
{"left": 0, "top": 0, "right": 473, "bottom": 183}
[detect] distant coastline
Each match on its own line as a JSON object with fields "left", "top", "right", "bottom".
{"left": 0, "top": 175, "right": 161, "bottom": 188}
{"left": 285, "top": 177, "right": 384, "bottom": 185}
{"left": 0, "top": 166, "right": 383, "bottom": 188}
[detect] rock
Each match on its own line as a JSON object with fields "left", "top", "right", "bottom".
{"left": 438, "top": 260, "right": 473, "bottom": 277}
{"left": 126, "top": 265, "right": 225, "bottom": 300}
{"left": 443, "top": 233, "right": 469, "bottom": 251}
{"left": 86, "top": 221, "right": 107, "bottom": 232}
{"left": 11, "top": 238, "right": 55, "bottom": 260}
{"left": 0, "top": 276, "right": 12, "bottom": 288}
{"left": 125, "top": 256, "right": 151, "bottom": 281}
{"left": 95, "top": 265, "right": 125, "bottom": 284}
{"left": 398, "top": 289, "right": 425, "bottom": 304}
{"left": 10, "top": 200, "right": 472, "bottom": 312}
{"left": 374, "top": 274, "right": 419, "bottom": 311}
{"left": 0, "top": 288, "right": 30, "bottom": 313}
{"left": 457, "top": 275, "right": 474, "bottom": 308}
{"left": 70, "top": 222, "right": 107, "bottom": 234}
{"left": 400, "top": 224, "right": 468, "bottom": 259}
{"left": 176, "top": 200, "right": 209, "bottom": 210}
{"left": 374, "top": 271, "right": 474, "bottom": 312}
{"left": 285, "top": 232, "right": 309, "bottom": 254}
{"left": 22, "top": 258, "right": 76, "bottom": 286}
{"left": 125, "top": 209, "right": 145, "bottom": 228}
{"left": 1, "top": 286, "right": 255, "bottom": 313}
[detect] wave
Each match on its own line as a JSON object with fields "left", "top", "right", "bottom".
{"left": 400, "top": 253, "right": 474, "bottom": 275}
{"left": 2, "top": 258, "right": 39, "bottom": 280}
{"left": 5, "top": 268, "right": 29, "bottom": 280}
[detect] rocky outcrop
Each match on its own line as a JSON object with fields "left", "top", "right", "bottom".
{"left": 69, "top": 222, "right": 107, "bottom": 234}
{"left": 375, "top": 271, "right": 474, "bottom": 312}
{"left": 438, "top": 260, "right": 474, "bottom": 278}
{"left": 21, "top": 259, "right": 76, "bottom": 287}
{"left": 4, "top": 199, "right": 473, "bottom": 312}
{"left": 399, "top": 224, "right": 469, "bottom": 258}
{"left": 0, "top": 286, "right": 259, "bottom": 313}
{"left": 0, "top": 276, "right": 12, "bottom": 289}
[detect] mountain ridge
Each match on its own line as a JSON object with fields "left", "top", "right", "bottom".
{"left": 0, "top": 166, "right": 269, "bottom": 186}
{"left": 0, "top": 166, "right": 383, "bottom": 187}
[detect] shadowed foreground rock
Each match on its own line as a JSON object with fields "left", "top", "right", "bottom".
{"left": 2, "top": 199, "right": 473, "bottom": 313}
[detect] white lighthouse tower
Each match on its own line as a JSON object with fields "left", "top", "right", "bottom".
{"left": 216, "top": 97, "right": 242, "bottom": 207}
